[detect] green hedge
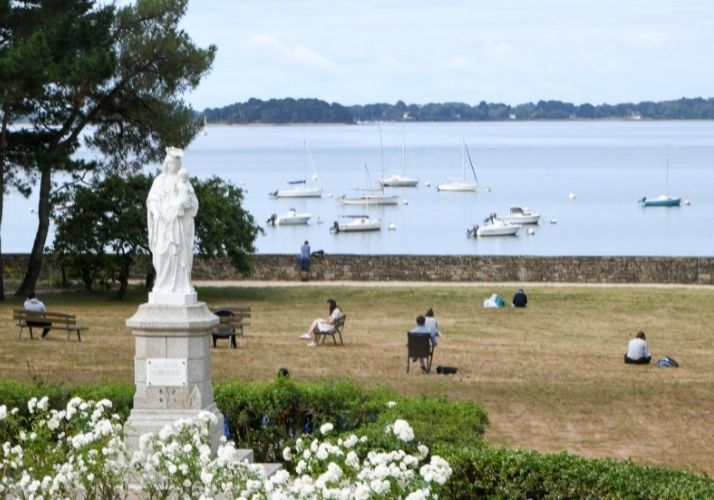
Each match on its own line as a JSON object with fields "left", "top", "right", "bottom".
{"left": 1, "top": 378, "right": 712, "bottom": 497}
{"left": 438, "top": 445, "right": 714, "bottom": 499}
{"left": 214, "top": 377, "right": 488, "bottom": 461}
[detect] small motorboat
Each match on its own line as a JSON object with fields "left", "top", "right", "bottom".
{"left": 500, "top": 206, "right": 541, "bottom": 225}
{"left": 331, "top": 215, "right": 381, "bottom": 233}
{"left": 266, "top": 208, "right": 311, "bottom": 226}
{"left": 467, "top": 214, "right": 520, "bottom": 237}
{"left": 639, "top": 195, "right": 681, "bottom": 207}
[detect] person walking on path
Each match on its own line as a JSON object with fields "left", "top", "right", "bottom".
{"left": 24, "top": 292, "right": 51, "bottom": 338}
{"left": 299, "top": 240, "right": 311, "bottom": 281}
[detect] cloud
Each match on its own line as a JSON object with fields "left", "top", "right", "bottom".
{"left": 486, "top": 40, "right": 515, "bottom": 66}
{"left": 246, "top": 33, "right": 343, "bottom": 73}
{"left": 446, "top": 56, "right": 472, "bottom": 70}
{"left": 625, "top": 31, "right": 667, "bottom": 48}
{"left": 377, "top": 53, "right": 408, "bottom": 70}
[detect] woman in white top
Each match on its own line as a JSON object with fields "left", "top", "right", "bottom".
{"left": 301, "top": 298, "right": 343, "bottom": 347}
{"left": 424, "top": 308, "right": 440, "bottom": 336}
{"left": 624, "top": 331, "right": 651, "bottom": 364}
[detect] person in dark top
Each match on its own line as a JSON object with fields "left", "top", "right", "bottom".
{"left": 299, "top": 241, "right": 310, "bottom": 281}
{"left": 512, "top": 288, "right": 528, "bottom": 308}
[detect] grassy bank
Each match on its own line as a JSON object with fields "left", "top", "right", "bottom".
{"left": 1, "top": 284, "right": 713, "bottom": 475}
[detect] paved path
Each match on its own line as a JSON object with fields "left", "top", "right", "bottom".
{"left": 192, "top": 280, "right": 709, "bottom": 289}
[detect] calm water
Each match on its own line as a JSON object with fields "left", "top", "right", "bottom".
{"left": 4, "top": 121, "right": 714, "bottom": 256}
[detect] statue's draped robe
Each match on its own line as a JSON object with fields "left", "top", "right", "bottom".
{"left": 147, "top": 171, "right": 198, "bottom": 294}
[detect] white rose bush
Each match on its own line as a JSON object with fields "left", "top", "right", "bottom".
{"left": 0, "top": 396, "right": 451, "bottom": 499}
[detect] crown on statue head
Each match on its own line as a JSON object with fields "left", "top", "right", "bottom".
{"left": 165, "top": 146, "right": 184, "bottom": 158}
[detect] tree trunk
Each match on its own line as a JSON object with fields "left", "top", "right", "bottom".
{"left": 0, "top": 107, "right": 9, "bottom": 301}
{"left": 116, "top": 255, "right": 132, "bottom": 299}
{"left": 15, "top": 167, "right": 52, "bottom": 297}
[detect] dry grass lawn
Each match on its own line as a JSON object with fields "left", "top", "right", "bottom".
{"left": 1, "top": 283, "right": 713, "bottom": 476}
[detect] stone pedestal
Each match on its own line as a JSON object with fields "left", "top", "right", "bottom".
{"left": 123, "top": 301, "right": 223, "bottom": 453}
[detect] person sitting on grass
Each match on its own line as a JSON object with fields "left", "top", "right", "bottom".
{"left": 409, "top": 315, "right": 438, "bottom": 373}
{"left": 300, "top": 298, "right": 343, "bottom": 348}
{"left": 512, "top": 288, "right": 528, "bottom": 308}
{"left": 624, "top": 331, "right": 651, "bottom": 364}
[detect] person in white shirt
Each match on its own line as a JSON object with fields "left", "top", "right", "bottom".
{"left": 624, "top": 331, "right": 651, "bottom": 364}
{"left": 300, "top": 298, "right": 343, "bottom": 347}
{"left": 24, "top": 292, "right": 51, "bottom": 338}
{"left": 424, "top": 308, "right": 440, "bottom": 336}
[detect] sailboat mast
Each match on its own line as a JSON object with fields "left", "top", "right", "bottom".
{"left": 402, "top": 126, "right": 406, "bottom": 176}
{"left": 461, "top": 136, "right": 466, "bottom": 180}
{"left": 379, "top": 125, "right": 385, "bottom": 194}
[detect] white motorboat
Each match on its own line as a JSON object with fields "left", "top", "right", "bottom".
{"left": 438, "top": 137, "right": 478, "bottom": 192}
{"left": 266, "top": 208, "right": 311, "bottom": 226}
{"left": 467, "top": 214, "right": 520, "bottom": 237}
{"left": 270, "top": 140, "right": 323, "bottom": 198}
{"left": 331, "top": 215, "right": 381, "bottom": 232}
{"left": 379, "top": 127, "right": 418, "bottom": 187}
{"left": 500, "top": 206, "right": 541, "bottom": 225}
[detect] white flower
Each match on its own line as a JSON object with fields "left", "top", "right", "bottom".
{"left": 417, "top": 444, "right": 429, "bottom": 459}
{"left": 320, "top": 423, "right": 334, "bottom": 435}
{"left": 386, "top": 401, "right": 397, "bottom": 408}
{"left": 282, "top": 447, "right": 292, "bottom": 461}
{"left": 37, "top": 396, "right": 49, "bottom": 411}
{"left": 345, "top": 451, "right": 360, "bottom": 469}
{"left": 27, "top": 397, "right": 38, "bottom": 414}
{"left": 392, "top": 419, "right": 414, "bottom": 443}
{"left": 343, "top": 434, "right": 359, "bottom": 448}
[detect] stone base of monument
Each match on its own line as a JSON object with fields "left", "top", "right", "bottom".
{"left": 124, "top": 301, "right": 224, "bottom": 453}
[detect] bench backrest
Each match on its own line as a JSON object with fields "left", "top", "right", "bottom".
{"left": 13, "top": 309, "right": 78, "bottom": 326}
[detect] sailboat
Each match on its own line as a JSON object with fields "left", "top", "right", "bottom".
{"left": 639, "top": 153, "right": 681, "bottom": 207}
{"left": 202, "top": 115, "right": 208, "bottom": 136}
{"left": 437, "top": 137, "right": 478, "bottom": 192}
{"left": 379, "top": 127, "right": 418, "bottom": 187}
{"left": 270, "top": 140, "right": 323, "bottom": 198}
{"left": 341, "top": 131, "right": 400, "bottom": 205}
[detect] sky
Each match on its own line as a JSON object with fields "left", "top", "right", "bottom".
{"left": 161, "top": 1, "right": 711, "bottom": 108}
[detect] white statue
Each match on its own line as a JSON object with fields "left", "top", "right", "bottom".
{"left": 147, "top": 147, "right": 199, "bottom": 298}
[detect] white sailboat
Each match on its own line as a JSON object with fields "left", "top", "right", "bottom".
{"left": 437, "top": 137, "right": 478, "bottom": 192}
{"left": 379, "top": 127, "right": 418, "bottom": 187}
{"left": 341, "top": 136, "right": 400, "bottom": 205}
{"left": 270, "top": 140, "right": 323, "bottom": 198}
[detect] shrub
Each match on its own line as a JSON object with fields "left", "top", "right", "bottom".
{"left": 437, "top": 445, "right": 714, "bottom": 499}
{"left": 214, "top": 377, "right": 488, "bottom": 462}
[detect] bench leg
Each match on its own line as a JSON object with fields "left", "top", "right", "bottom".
{"left": 230, "top": 335, "right": 237, "bottom": 349}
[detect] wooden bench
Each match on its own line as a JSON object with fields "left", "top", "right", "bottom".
{"left": 210, "top": 307, "right": 251, "bottom": 349}
{"left": 318, "top": 314, "right": 346, "bottom": 346}
{"left": 13, "top": 309, "right": 88, "bottom": 342}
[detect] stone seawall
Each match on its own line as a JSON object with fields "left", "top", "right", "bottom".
{"left": 4, "top": 254, "right": 711, "bottom": 285}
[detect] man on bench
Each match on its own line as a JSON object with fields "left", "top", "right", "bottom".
{"left": 24, "top": 292, "right": 51, "bottom": 338}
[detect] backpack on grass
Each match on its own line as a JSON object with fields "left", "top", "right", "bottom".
{"left": 656, "top": 356, "right": 679, "bottom": 368}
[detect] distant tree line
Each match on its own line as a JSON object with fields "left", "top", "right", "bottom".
{"left": 203, "top": 97, "right": 714, "bottom": 124}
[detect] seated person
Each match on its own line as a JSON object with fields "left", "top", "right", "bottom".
{"left": 624, "top": 331, "right": 651, "bottom": 364}
{"left": 300, "top": 298, "right": 343, "bottom": 347}
{"left": 409, "top": 315, "right": 438, "bottom": 373}
{"left": 424, "top": 308, "right": 440, "bottom": 336}
{"left": 24, "top": 291, "right": 51, "bottom": 338}
{"left": 512, "top": 288, "right": 528, "bottom": 308}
